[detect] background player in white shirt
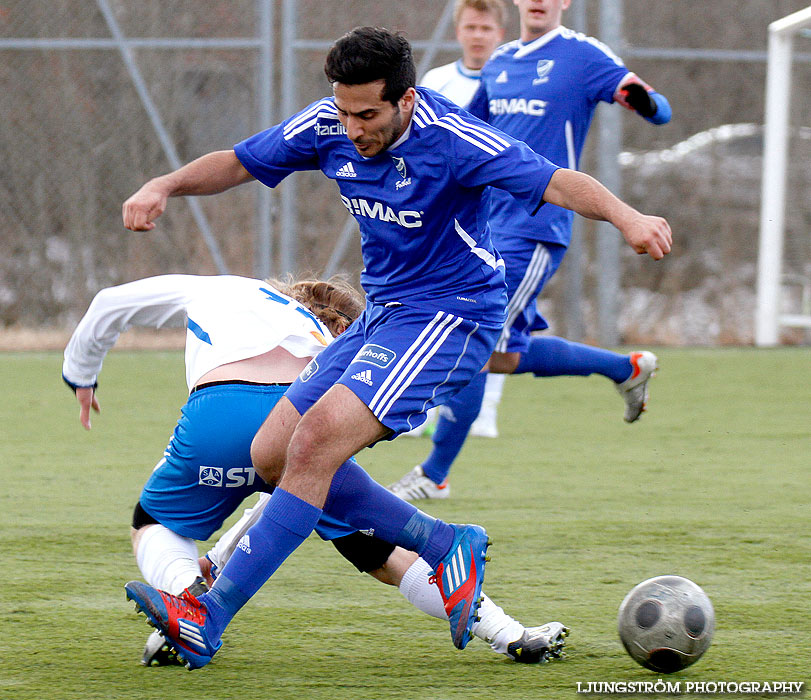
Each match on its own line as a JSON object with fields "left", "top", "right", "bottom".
{"left": 420, "top": 0, "right": 507, "bottom": 109}
{"left": 63, "top": 274, "right": 566, "bottom": 666}
{"left": 390, "top": 0, "right": 672, "bottom": 501}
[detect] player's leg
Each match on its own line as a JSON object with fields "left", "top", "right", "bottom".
{"left": 389, "top": 240, "right": 561, "bottom": 497}
{"left": 126, "top": 383, "right": 286, "bottom": 666}
{"left": 497, "top": 241, "right": 658, "bottom": 421}
{"left": 469, "top": 372, "right": 505, "bottom": 438}
{"left": 332, "top": 534, "right": 567, "bottom": 662}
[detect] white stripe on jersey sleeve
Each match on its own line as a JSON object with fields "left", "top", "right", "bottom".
{"left": 283, "top": 110, "right": 340, "bottom": 141}
{"left": 283, "top": 98, "right": 335, "bottom": 134}
{"left": 434, "top": 120, "right": 500, "bottom": 155}
{"left": 443, "top": 113, "right": 511, "bottom": 150}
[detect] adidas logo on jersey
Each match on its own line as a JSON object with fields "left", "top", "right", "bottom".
{"left": 495, "top": 70, "right": 508, "bottom": 83}
{"left": 351, "top": 369, "right": 373, "bottom": 386}
{"left": 237, "top": 534, "right": 251, "bottom": 555}
{"left": 336, "top": 161, "right": 357, "bottom": 178}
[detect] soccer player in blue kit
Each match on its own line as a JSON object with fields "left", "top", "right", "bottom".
{"left": 390, "top": 0, "right": 673, "bottom": 501}
{"left": 121, "top": 26, "right": 671, "bottom": 669}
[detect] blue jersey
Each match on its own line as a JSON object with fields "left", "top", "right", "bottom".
{"left": 234, "top": 87, "right": 559, "bottom": 323}
{"left": 468, "top": 26, "right": 631, "bottom": 247}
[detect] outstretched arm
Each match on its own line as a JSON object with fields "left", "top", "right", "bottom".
{"left": 542, "top": 168, "right": 672, "bottom": 260}
{"left": 122, "top": 150, "right": 254, "bottom": 231}
{"left": 62, "top": 276, "right": 193, "bottom": 429}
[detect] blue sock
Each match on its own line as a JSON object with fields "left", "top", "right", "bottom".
{"left": 514, "top": 336, "right": 632, "bottom": 384}
{"left": 421, "top": 371, "right": 487, "bottom": 485}
{"left": 200, "top": 488, "right": 322, "bottom": 641}
{"left": 323, "top": 460, "right": 454, "bottom": 570}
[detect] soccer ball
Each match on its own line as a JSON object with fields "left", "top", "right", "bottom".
{"left": 618, "top": 575, "right": 714, "bottom": 673}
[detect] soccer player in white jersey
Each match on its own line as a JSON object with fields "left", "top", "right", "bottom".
{"left": 389, "top": 0, "right": 673, "bottom": 501}
{"left": 121, "top": 27, "right": 671, "bottom": 669}
{"left": 63, "top": 274, "right": 566, "bottom": 666}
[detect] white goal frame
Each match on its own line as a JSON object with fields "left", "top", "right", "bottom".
{"left": 755, "top": 5, "right": 811, "bottom": 345}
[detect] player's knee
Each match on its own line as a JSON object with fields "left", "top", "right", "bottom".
{"left": 285, "top": 422, "right": 324, "bottom": 471}
{"left": 250, "top": 433, "right": 284, "bottom": 483}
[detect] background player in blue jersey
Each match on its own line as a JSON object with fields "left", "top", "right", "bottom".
{"left": 121, "top": 26, "right": 671, "bottom": 669}
{"left": 389, "top": 0, "right": 673, "bottom": 501}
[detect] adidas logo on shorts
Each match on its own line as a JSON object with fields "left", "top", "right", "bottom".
{"left": 351, "top": 369, "right": 373, "bottom": 386}
{"left": 336, "top": 161, "right": 357, "bottom": 178}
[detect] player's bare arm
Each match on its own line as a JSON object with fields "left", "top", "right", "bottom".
{"left": 543, "top": 168, "right": 672, "bottom": 260}
{"left": 122, "top": 150, "right": 254, "bottom": 231}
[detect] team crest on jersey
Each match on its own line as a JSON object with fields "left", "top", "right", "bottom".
{"left": 391, "top": 156, "right": 412, "bottom": 190}
{"left": 533, "top": 59, "right": 555, "bottom": 85}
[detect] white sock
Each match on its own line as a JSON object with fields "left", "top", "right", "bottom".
{"left": 398, "top": 557, "right": 447, "bottom": 620}
{"left": 471, "top": 594, "right": 525, "bottom": 655}
{"left": 483, "top": 373, "right": 506, "bottom": 403}
{"left": 135, "top": 524, "right": 202, "bottom": 595}
{"left": 398, "top": 558, "right": 525, "bottom": 655}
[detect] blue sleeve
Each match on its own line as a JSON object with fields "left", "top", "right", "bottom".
{"left": 444, "top": 118, "right": 559, "bottom": 216}
{"left": 580, "top": 41, "right": 631, "bottom": 105}
{"left": 234, "top": 101, "right": 324, "bottom": 187}
{"left": 466, "top": 83, "right": 489, "bottom": 121}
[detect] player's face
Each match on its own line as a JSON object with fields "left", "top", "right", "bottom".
{"left": 455, "top": 7, "right": 505, "bottom": 70}
{"left": 514, "top": 0, "right": 571, "bottom": 41}
{"left": 333, "top": 81, "right": 416, "bottom": 158}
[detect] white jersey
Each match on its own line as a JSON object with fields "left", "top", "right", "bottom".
{"left": 62, "top": 275, "right": 332, "bottom": 392}
{"left": 419, "top": 59, "right": 482, "bottom": 108}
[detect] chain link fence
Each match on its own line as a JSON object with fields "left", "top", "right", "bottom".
{"left": 1, "top": 0, "right": 810, "bottom": 345}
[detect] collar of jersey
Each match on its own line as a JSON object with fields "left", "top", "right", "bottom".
{"left": 455, "top": 59, "right": 482, "bottom": 79}
{"left": 514, "top": 25, "right": 564, "bottom": 59}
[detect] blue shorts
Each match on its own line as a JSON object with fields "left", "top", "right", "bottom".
{"left": 139, "top": 381, "right": 355, "bottom": 541}
{"left": 285, "top": 301, "right": 501, "bottom": 436}
{"left": 493, "top": 239, "right": 567, "bottom": 354}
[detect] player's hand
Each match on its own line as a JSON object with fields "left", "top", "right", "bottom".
{"left": 621, "top": 213, "right": 672, "bottom": 260}
{"left": 122, "top": 184, "right": 168, "bottom": 231}
{"left": 619, "top": 82, "right": 657, "bottom": 118}
{"left": 76, "top": 386, "right": 100, "bottom": 430}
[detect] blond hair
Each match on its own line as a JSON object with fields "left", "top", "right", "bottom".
{"left": 454, "top": 0, "right": 507, "bottom": 27}
{"left": 266, "top": 274, "right": 364, "bottom": 338}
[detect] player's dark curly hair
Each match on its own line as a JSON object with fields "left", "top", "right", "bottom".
{"left": 266, "top": 274, "right": 364, "bottom": 338}
{"left": 324, "top": 26, "right": 416, "bottom": 105}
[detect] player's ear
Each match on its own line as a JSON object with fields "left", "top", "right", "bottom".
{"left": 399, "top": 87, "right": 417, "bottom": 112}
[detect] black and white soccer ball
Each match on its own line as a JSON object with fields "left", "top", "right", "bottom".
{"left": 618, "top": 575, "right": 714, "bottom": 673}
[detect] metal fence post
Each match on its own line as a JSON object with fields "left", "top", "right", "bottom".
{"left": 596, "top": 0, "right": 623, "bottom": 347}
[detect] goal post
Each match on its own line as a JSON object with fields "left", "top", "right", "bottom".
{"left": 755, "top": 5, "right": 811, "bottom": 346}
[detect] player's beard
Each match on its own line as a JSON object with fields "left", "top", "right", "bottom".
{"left": 354, "top": 105, "right": 405, "bottom": 157}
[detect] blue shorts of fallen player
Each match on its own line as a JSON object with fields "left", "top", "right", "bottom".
{"left": 138, "top": 381, "right": 355, "bottom": 541}
{"left": 494, "top": 238, "right": 567, "bottom": 354}
{"left": 284, "top": 300, "right": 502, "bottom": 437}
